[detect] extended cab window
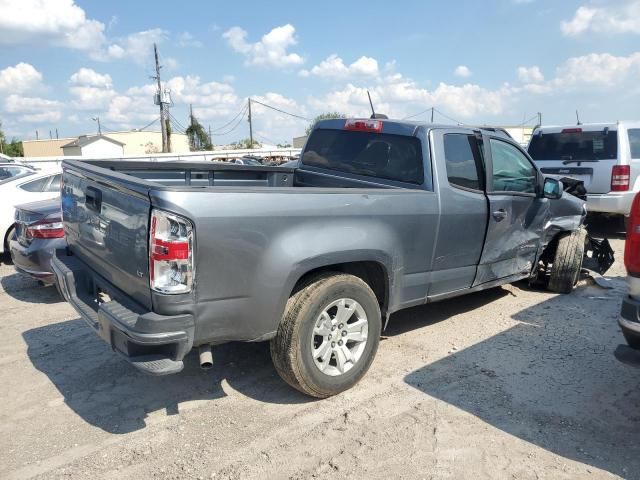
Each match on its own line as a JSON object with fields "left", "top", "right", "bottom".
{"left": 490, "top": 139, "right": 537, "bottom": 194}
{"left": 302, "top": 129, "right": 424, "bottom": 185}
{"left": 443, "top": 134, "right": 483, "bottom": 190}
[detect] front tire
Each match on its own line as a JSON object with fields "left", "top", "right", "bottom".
{"left": 270, "top": 272, "right": 381, "bottom": 398}
{"left": 547, "top": 228, "right": 587, "bottom": 294}
{"left": 622, "top": 328, "right": 640, "bottom": 350}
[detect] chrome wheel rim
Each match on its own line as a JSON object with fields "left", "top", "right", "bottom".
{"left": 311, "top": 298, "right": 369, "bottom": 377}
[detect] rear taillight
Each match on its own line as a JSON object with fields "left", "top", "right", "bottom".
{"left": 149, "top": 209, "right": 194, "bottom": 294}
{"left": 625, "top": 193, "right": 640, "bottom": 275}
{"left": 611, "top": 165, "right": 630, "bottom": 192}
{"left": 26, "top": 219, "right": 64, "bottom": 239}
{"left": 344, "top": 118, "right": 383, "bottom": 133}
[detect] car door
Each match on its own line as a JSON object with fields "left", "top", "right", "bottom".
{"left": 428, "top": 129, "right": 489, "bottom": 297}
{"left": 474, "top": 136, "right": 547, "bottom": 286}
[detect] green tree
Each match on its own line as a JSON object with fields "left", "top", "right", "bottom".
{"left": 230, "top": 138, "right": 261, "bottom": 149}
{"left": 185, "top": 115, "right": 213, "bottom": 151}
{"left": 305, "top": 112, "right": 345, "bottom": 136}
{"left": 0, "top": 121, "right": 24, "bottom": 157}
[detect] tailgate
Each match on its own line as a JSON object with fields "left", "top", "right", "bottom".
{"left": 61, "top": 163, "right": 153, "bottom": 309}
{"left": 537, "top": 160, "right": 616, "bottom": 194}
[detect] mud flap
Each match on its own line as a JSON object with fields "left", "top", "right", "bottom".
{"left": 583, "top": 236, "right": 615, "bottom": 275}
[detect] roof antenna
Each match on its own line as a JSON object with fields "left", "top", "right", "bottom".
{"left": 576, "top": 109, "right": 582, "bottom": 126}
{"left": 366, "top": 90, "right": 388, "bottom": 119}
{"left": 367, "top": 90, "right": 376, "bottom": 118}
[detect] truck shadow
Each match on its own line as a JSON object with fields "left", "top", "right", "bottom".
{"left": 22, "top": 319, "right": 312, "bottom": 434}
{"left": 1, "top": 273, "right": 63, "bottom": 304}
{"left": 404, "top": 281, "right": 639, "bottom": 478}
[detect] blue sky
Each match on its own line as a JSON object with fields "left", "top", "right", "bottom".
{"left": 1, "top": 0, "right": 639, "bottom": 145}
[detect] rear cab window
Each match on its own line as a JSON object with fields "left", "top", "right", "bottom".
{"left": 528, "top": 129, "right": 618, "bottom": 161}
{"left": 302, "top": 129, "right": 425, "bottom": 186}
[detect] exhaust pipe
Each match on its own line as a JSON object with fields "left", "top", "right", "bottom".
{"left": 199, "top": 345, "right": 213, "bottom": 370}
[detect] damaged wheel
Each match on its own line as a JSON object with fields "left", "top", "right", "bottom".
{"left": 270, "top": 272, "right": 381, "bottom": 398}
{"left": 547, "top": 227, "right": 587, "bottom": 294}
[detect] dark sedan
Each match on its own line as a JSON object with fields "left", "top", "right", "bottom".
{"left": 9, "top": 198, "right": 65, "bottom": 285}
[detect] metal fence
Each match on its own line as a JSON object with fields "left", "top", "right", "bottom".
{"left": 12, "top": 147, "right": 302, "bottom": 171}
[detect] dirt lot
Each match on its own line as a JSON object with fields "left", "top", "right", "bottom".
{"left": 1, "top": 223, "right": 639, "bottom": 480}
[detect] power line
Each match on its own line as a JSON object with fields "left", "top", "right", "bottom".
{"left": 139, "top": 117, "right": 160, "bottom": 131}
{"left": 211, "top": 109, "right": 248, "bottom": 136}
{"left": 250, "top": 99, "right": 310, "bottom": 121}
{"left": 402, "top": 107, "right": 433, "bottom": 120}
{"left": 433, "top": 108, "right": 463, "bottom": 125}
{"left": 514, "top": 113, "right": 540, "bottom": 127}
{"left": 208, "top": 103, "right": 249, "bottom": 132}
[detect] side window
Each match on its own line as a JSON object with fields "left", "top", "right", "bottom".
{"left": 443, "top": 134, "right": 483, "bottom": 190}
{"left": 46, "top": 174, "right": 61, "bottom": 192}
{"left": 489, "top": 139, "right": 537, "bottom": 194}
{"left": 629, "top": 129, "right": 640, "bottom": 159}
{"left": 19, "top": 176, "right": 50, "bottom": 192}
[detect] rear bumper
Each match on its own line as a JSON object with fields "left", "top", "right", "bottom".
{"left": 620, "top": 293, "right": 640, "bottom": 347}
{"left": 52, "top": 249, "right": 195, "bottom": 375}
{"left": 9, "top": 237, "right": 65, "bottom": 285}
{"left": 587, "top": 191, "right": 635, "bottom": 215}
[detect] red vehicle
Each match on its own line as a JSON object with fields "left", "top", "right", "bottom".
{"left": 620, "top": 193, "right": 640, "bottom": 349}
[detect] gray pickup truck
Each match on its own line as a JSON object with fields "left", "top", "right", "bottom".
{"left": 53, "top": 118, "right": 586, "bottom": 397}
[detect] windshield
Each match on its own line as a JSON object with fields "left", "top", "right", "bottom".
{"left": 528, "top": 130, "right": 618, "bottom": 161}
{"left": 302, "top": 129, "right": 424, "bottom": 184}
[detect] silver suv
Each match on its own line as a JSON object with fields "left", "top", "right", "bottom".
{"left": 528, "top": 122, "right": 640, "bottom": 218}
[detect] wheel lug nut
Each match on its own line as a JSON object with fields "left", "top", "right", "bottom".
{"left": 338, "top": 323, "right": 344, "bottom": 329}
{"left": 331, "top": 326, "right": 336, "bottom": 331}
{"left": 342, "top": 331, "right": 347, "bottom": 337}
{"left": 328, "top": 334, "right": 332, "bottom": 339}
{"left": 331, "top": 342, "right": 336, "bottom": 348}
{"left": 338, "top": 340, "right": 343, "bottom": 346}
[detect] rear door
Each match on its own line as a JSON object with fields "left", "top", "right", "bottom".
{"left": 528, "top": 127, "right": 618, "bottom": 194}
{"left": 61, "top": 163, "right": 153, "bottom": 309}
{"left": 428, "top": 129, "right": 489, "bottom": 296}
{"left": 475, "top": 136, "right": 547, "bottom": 285}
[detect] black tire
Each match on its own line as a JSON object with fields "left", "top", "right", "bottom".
{"left": 3, "top": 225, "right": 15, "bottom": 260}
{"left": 270, "top": 272, "right": 381, "bottom": 398}
{"left": 547, "top": 228, "right": 587, "bottom": 294}
{"left": 623, "top": 328, "right": 640, "bottom": 350}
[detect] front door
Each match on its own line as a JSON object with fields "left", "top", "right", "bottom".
{"left": 475, "top": 136, "right": 547, "bottom": 286}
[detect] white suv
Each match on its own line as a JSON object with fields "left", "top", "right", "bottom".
{"left": 528, "top": 122, "right": 640, "bottom": 218}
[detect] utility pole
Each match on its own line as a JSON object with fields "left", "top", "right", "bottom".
{"left": 430, "top": 107, "right": 434, "bottom": 123}
{"left": 189, "top": 104, "right": 195, "bottom": 149}
{"left": 248, "top": 98, "right": 253, "bottom": 149}
{"left": 36, "top": 130, "right": 38, "bottom": 140}
{"left": 92, "top": 117, "right": 102, "bottom": 135}
{"left": 49, "top": 130, "right": 52, "bottom": 139}
{"left": 55, "top": 128, "right": 59, "bottom": 139}
{"left": 153, "top": 43, "right": 169, "bottom": 153}
{"left": 208, "top": 125, "right": 213, "bottom": 150}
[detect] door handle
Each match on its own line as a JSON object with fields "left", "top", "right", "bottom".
{"left": 492, "top": 209, "right": 507, "bottom": 221}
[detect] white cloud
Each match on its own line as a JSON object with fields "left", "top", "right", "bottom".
{"left": 4, "top": 94, "right": 63, "bottom": 123}
{"left": 223, "top": 24, "right": 304, "bottom": 67}
{"left": 69, "top": 68, "right": 112, "bottom": 88}
{"left": 102, "top": 28, "right": 167, "bottom": 63}
{"left": 177, "top": 32, "right": 203, "bottom": 48}
{"left": 561, "top": 1, "right": 640, "bottom": 36}
{"left": 454, "top": 65, "right": 472, "bottom": 78}
{"left": 300, "top": 54, "right": 379, "bottom": 78}
{"left": 517, "top": 65, "right": 544, "bottom": 83}
{"left": 0, "top": 63, "right": 43, "bottom": 93}
{"left": 308, "top": 74, "right": 511, "bottom": 120}
{"left": 0, "top": 0, "right": 106, "bottom": 53}
{"left": 553, "top": 52, "right": 640, "bottom": 88}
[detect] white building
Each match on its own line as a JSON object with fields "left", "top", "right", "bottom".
{"left": 61, "top": 135, "right": 125, "bottom": 157}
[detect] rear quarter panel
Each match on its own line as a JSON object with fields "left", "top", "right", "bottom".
{"left": 150, "top": 188, "right": 439, "bottom": 344}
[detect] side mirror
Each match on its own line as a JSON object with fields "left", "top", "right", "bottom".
{"left": 543, "top": 177, "right": 563, "bottom": 200}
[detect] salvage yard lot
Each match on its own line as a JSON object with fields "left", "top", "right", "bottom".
{"left": 1, "top": 225, "right": 638, "bottom": 480}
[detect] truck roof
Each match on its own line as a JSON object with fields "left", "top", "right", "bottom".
{"left": 314, "top": 118, "right": 513, "bottom": 139}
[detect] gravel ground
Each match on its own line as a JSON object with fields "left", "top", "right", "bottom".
{"left": 1, "top": 222, "right": 639, "bottom": 480}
